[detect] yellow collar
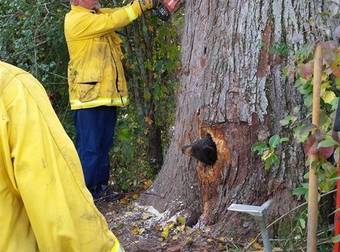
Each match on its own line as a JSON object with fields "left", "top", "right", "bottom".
{"left": 71, "top": 5, "right": 96, "bottom": 13}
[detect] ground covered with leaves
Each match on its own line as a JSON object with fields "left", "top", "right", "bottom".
{"left": 96, "top": 196, "right": 269, "bottom": 252}
{"left": 96, "top": 194, "right": 336, "bottom": 251}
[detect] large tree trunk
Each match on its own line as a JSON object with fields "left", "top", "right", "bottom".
{"left": 141, "top": 0, "right": 337, "bottom": 235}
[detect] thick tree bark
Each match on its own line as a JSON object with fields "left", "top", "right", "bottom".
{"left": 141, "top": 0, "right": 337, "bottom": 235}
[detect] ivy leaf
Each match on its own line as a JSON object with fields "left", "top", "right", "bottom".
{"left": 319, "top": 111, "right": 332, "bottom": 131}
{"left": 295, "top": 78, "right": 306, "bottom": 87}
{"left": 336, "top": 77, "right": 340, "bottom": 89}
{"left": 280, "top": 115, "right": 297, "bottom": 127}
{"left": 310, "top": 160, "right": 323, "bottom": 171}
{"left": 320, "top": 80, "right": 331, "bottom": 96}
{"left": 331, "top": 97, "right": 339, "bottom": 111}
{"left": 297, "top": 82, "right": 312, "bottom": 95}
{"left": 280, "top": 116, "right": 292, "bottom": 126}
{"left": 329, "top": 176, "right": 340, "bottom": 182}
{"left": 251, "top": 142, "right": 268, "bottom": 154}
{"left": 262, "top": 152, "right": 279, "bottom": 171}
{"left": 293, "top": 184, "right": 308, "bottom": 198}
{"left": 319, "top": 179, "right": 334, "bottom": 193}
{"left": 294, "top": 124, "right": 313, "bottom": 143}
{"left": 321, "top": 161, "right": 336, "bottom": 174}
{"left": 264, "top": 160, "right": 272, "bottom": 171}
{"left": 269, "top": 135, "right": 281, "bottom": 148}
{"left": 317, "top": 137, "right": 339, "bottom": 148}
{"left": 271, "top": 154, "right": 280, "bottom": 166}
{"left": 303, "top": 95, "right": 312, "bottom": 107}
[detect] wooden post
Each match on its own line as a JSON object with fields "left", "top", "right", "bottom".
{"left": 334, "top": 155, "right": 340, "bottom": 252}
{"left": 306, "top": 44, "right": 322, "bottom": 252}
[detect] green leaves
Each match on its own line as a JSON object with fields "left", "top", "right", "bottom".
{"left": 256, "top": 40, "right": 339, "bottom": 200}
{"left": 293, "top": 124, "right": 313, "bottom": 143}
{"left": 160, "top": 216, "right": 186, "bottom": 240}
{"left": 268, "top": 135, "right": 281, "bottom": 148}
{"left": 317, "top": 135, "right": 339, "bottom": 148}
{"left": 280, "top": 115, "right": 298, "bottom": 127}
{"left": 251, "top": 142, "right": 268, "bottom": 154}
{"left": 332, "top": 235, "right": 340, "bottom": 243}
{"left": 269, "top": 135, "right": 288, "bottom": 148}
{"left": 251, "top": 135, "right": 288, "bottom": 171}
{"left": 292, "top": 183, "right": 309, "bottom": 200}
{"left": 1, "top": 0, "right": 180, "bottom": 193}
{"left": 109, "top": 0, "right": 181, "bottom": 190}
{"left": 262, "top": 151, "right": 280, "bottom": 171}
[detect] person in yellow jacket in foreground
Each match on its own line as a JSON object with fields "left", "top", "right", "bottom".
{"left": 65, "top": 0, "right": 158, "bottom": 200}
{"left": 0, "top": 61, "right": 124, "bottom": 251}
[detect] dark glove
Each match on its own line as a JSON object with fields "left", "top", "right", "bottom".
{"left": 138, "top": 0, "right": 160, "bottom": 10}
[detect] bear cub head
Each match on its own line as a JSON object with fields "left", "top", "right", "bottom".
{"left": 182, "top": 134, "right": 217, "bottom": 165}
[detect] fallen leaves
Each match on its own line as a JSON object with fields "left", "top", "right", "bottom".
{"left": 161, "top": 222, "right": 175, "bottom": 239}
{"left": 161, "top": 215, "right": 187, "bottom": 240}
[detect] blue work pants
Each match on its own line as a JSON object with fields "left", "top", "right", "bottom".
{"left": 74, "top": 106, "right": 117, "bottom": 195}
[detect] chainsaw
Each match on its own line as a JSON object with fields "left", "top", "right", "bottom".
{"left": 155, "top": 0, "right": 183, "bottom": 21}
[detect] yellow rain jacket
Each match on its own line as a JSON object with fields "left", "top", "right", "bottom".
{"left": 0, "top": 61, "right": 124, "bottom": 252}
{"left": 64, "top": 2, "right": 144, "bottom": 110}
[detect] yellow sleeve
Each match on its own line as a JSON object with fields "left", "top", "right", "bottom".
{"left": 3, "top": 73, "right": 116, "bottom": 251}
{"left": 65, "top": 2, "right": 143, "bottom": 41}
{"left": 99, "top": 8, "right": 119, "bottom": 14}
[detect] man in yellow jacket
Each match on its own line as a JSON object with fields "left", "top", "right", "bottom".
{"left": 65, "top": 0, "right": 157, "bottom": 199}
{"left": 0, "top": 61, "right": 124, "bottom": 251}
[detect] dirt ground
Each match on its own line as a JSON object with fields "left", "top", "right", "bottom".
{"left": 96, "top": 196, "right": 257, "bottom": 252}
{"left": 93, "top": 182, "right": 335, "bottom": 252}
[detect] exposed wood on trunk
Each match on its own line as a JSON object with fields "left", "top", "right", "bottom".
{"left": 196, "top": 123, "right": 230, "bottom": 224}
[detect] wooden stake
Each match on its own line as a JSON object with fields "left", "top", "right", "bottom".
{"left": 307, "top": 44, "right": 322, "bottom": 252}
{"left": 333, "top": 154, "right": 340, "bottom": 252}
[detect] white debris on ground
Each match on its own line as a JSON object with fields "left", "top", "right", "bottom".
{"left": 107, "top": 202, "right": 169, "bottom": 230}
{"left": 142, "top": 204, "right": 167, "bottom": 221}
{"left": 100, "top": 200, "right": 241, "bottom": 251}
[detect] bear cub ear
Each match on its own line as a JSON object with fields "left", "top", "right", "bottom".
{"left": 182, "top": 134, "right": 217, "bottom": 165}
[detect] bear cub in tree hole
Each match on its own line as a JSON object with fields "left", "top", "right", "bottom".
{"left": 182, "top": 134, "right": 217, "bottom": 165}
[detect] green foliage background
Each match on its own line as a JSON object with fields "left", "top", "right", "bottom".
{"left": 0, "top": 0, "right": 182, "bottom": 191}
{"left": 252, "top": 42, "right": 339, "bottom": 249}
